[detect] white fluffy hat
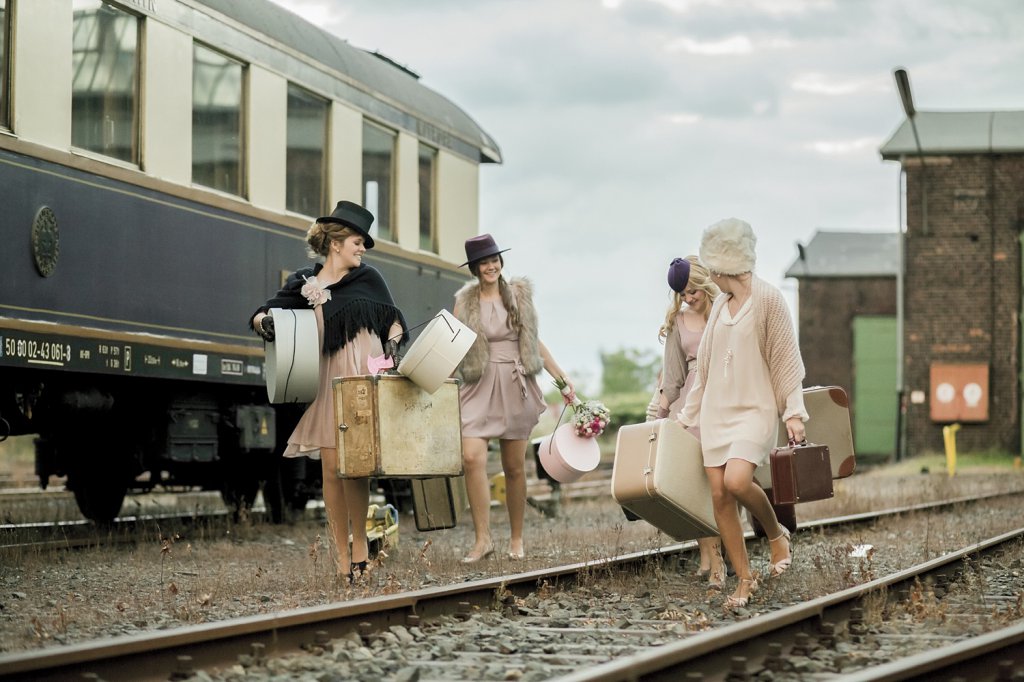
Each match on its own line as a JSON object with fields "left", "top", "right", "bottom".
{"left": 699, "top": 218, "right": 757, "bottom": 275}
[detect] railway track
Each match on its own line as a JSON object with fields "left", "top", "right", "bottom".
{"left": 2, "top": 490, "right": 1022, "bottom": 681}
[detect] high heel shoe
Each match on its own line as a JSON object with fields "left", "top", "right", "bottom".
{"left": 347, "top": 560, "right": 368, "bottom": 584}
{"left": 725, "top": 578, "right": 758, "bottom": 609}
{"left": 461, "top": 544, "right": 494, "bottom": 564}
{"left": 768, "top": 526, "right": 792, "bottom": 578}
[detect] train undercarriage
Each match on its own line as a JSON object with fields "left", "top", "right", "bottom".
{"left": 2, "top": 368, "right": 319, "bottom": 523}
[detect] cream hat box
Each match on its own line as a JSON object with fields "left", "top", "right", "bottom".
{"left": 398, "top": 309, "right": 477, "bottom": 394}
{"left": 265, "top": 308, "right": 319, "bottom": 403}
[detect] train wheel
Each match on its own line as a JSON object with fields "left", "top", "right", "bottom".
{"left": 69, "top": 469, "right": 128, "bottom": 523}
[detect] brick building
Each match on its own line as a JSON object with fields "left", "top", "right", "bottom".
{"left": 786, "top": 231, "right": 898, "bottom": 457}
{"left": 880, "top": 111, "right": 1024, "bottom": 456}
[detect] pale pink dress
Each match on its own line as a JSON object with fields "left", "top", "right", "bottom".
{"left": 459, "top": 299, "right": 546, "bottom": 440}
{"left": 694, "top": 297, "right": 779, "bottom": 467}
{"left": 284, "top": 305, "right": 383, "bottom": 459}
{"left": 671, "top": 318, "right": 704, "bottom": 441}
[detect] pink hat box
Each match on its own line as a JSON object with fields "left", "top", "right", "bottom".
{"left": 538, "top": 423, "right": 601, "bottom": 483}
{"left": 397, "top": 309, "right": 477, "bottom": 394}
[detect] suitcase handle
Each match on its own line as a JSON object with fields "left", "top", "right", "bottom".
{"left": 787, "top": 438, "right": 808, "bottom": 447}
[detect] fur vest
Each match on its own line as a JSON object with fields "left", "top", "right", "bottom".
{"left": 454, "top": 277, "right": 542, "bottom": 385}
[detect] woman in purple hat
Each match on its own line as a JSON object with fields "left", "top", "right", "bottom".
{"left": 454, "top": 234, "right": 575, "bottom": 563}
{"left": 250, "top": 200, "right": 407, "bottom": 582}
{"left": 655, "top": 255, "right": 726, "bottom": 587}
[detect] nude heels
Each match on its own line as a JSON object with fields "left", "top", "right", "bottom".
{"left": 768, "top": 526, "right": 792, "bottom": 578}
{"left": 725, "top": 578, "right": 758, "bottom": 609}
{"left": 461, "top": 544, "right": 494, "bottom": 564}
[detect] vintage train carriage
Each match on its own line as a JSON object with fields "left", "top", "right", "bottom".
{"left": 0, "top": 0, "right": 500, "bottom": 521}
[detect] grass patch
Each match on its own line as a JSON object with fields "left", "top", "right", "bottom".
{"left": 877, "top": 450, "right": 1022, "bottom": 477}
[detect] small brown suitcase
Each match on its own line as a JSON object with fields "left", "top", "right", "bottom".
{"left": 410, "top": 476, "right": 467, "bottom": 531}
{"left": 769, "top": 441, "right": 833, "bottom": 505}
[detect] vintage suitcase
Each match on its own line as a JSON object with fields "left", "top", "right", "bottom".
{"left": 611, "top": 419, "right": 718, "bottom": 541}
{"left": 757, "top": 385, "right": 856, "bottom": 490}
{"left": 788, "top": 385, "right": 856, "bottom": 479}
{"left": 769, "top": 441, "right": 834, "bottom": 505}
{"left": 333, "top": 374, "right": 463, "bottom": 478}
{"left": 410, "top": 476, "right": 468, "bottom": 531}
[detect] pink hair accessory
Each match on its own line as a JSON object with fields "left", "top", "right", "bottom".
{"left": 367, "top": 353, "right": 395, "bottom": 375}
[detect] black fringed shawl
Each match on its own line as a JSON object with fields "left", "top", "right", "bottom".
{"left": 250, "top": 263, "right": 408, "bottom": 355}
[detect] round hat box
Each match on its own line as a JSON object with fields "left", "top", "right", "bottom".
{"left": 537, "top": 423, "right": 601, "bottom": 483}
{"left": 265, "top": 307, "right": 319, "bottom": 403}
{"left": 397, "top": 309, "right": 477, "bottom": 394}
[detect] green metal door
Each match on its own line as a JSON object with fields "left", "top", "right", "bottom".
{"left": 852, "top": 316, "right": 898, "bottom": 456}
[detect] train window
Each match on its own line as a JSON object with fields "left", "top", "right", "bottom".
{"left": 362, "top": 121, "right": 396, "bottom": 242}
{"left": 418, "top": 143, "right": 437, "bottom": 252}
{"left": 71, "top": 1, "right": 140, "bottom": 163}
{"left": 286, "top": 83, "right": 328, "bottom": 217}
{"left": 0, "top": 0, "right": 7, "bottom": 130}
{"left": 192, "top": 43, "right": 244, "bottom": 196}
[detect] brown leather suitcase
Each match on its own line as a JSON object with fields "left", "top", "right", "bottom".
{"left": 769, "top": 441, "right": 834, "bottom": 505}
{"left": 611, "top": 419, "right": 718, "bottom": 540}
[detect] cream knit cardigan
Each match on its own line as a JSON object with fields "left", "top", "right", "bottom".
{"left": 694, "top": 275, "right": 806, "bottom": 418}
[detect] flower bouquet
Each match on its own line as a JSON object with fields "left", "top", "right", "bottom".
{"left": 554, "top": 378, "right": 611, "bottom": 439}
{"left": 538, "top": 378, "right": 611, "bottom": 483}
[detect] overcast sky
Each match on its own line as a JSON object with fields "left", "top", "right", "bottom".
{"left": 271, "top": 0, "right": 1024, "bottom": 392}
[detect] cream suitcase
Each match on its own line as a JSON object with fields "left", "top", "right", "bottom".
{"left": 755, "top": 385, "right": 857, "bottom": 490}
{"left": 333, "top": 374, "right": 463, "bottom": 478}
{"left": 776, "top": 386, "right": 856, "bottom": 479}
{"left": 612, "top": 419, "right": 718, "bottom": 540}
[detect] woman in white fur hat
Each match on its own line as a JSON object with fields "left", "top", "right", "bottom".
{"left": 679, "top": 218, "right": 807, "bottom": 609}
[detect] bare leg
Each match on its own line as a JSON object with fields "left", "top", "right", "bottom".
{"left": 343, "top": 478, "right": 370, "bottom": 565}
{"left": 499, "top": 439, "right": 528, "bottom": 556}
{"left": 462, "top": 437, "right": 494, "bottom": 559}
{"left": 319, "top": 447, "right": 351, "bottom": 574}
{"left": 706, "top": 466, "right": 749, "bottom": 578}
{"left": 721, "top": 459, "right": 790, "bottom": 568}
{"left": 698, "top": 536, "right": 725, "bottom": 586}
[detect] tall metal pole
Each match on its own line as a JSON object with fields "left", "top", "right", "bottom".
{"left": 891, "top": 67, "right": 918, "bottom": 462}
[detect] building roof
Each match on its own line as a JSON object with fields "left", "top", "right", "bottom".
{"left": 785, "top": 230, "right": 899, "bottom": 279}
{"left": 880, "top": 111, "right": 1024, "bottom": 159}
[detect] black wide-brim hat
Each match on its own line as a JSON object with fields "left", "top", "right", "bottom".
{"left": 461, "top": 233, "right": 510, "bottom": 267}
{"left": 317, "top": 200, "right": 375, "bottom": 249}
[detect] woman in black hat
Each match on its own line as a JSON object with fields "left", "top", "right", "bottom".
{"left": 454, "top": 234, "right": 575, "bottom": 563}
{"left": 250, "top": 200, "right": 407, "bottom": 582}
{"left": 656, "top": 255, "right": 726, "bottom": 587}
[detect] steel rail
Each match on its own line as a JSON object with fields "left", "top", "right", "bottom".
{"left": 553, "top": 526, "right": 1024, "bottom": 681}
{"left": 1, "top": 488, "right": 1021, "bottom": 681}
{"left": 841, "top": 619, "right": 1024, "bottom": 681}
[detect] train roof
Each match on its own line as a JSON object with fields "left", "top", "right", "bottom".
{"left": 192, "top": 0, "right": 502, "bottom": 164}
